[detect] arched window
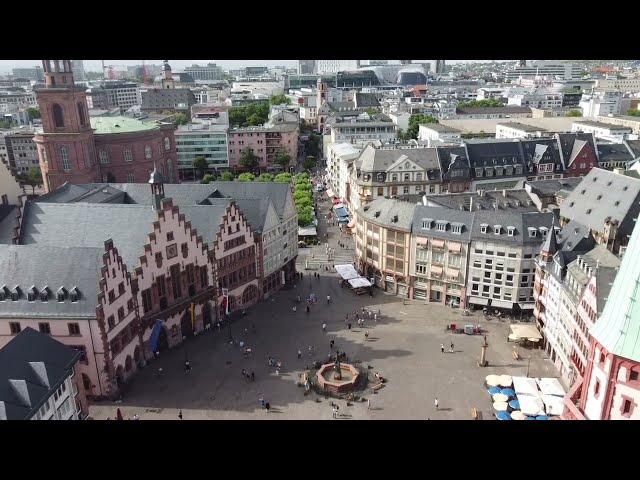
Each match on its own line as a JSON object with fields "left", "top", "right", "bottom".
{"left": 145, "top": 145, "right": 152, "bottom": 159}
{"left": 77, "top": 102, "right": 86, "bottom": 126}
{"left": 59, "top": 147, "right": 70, "bottom": 171}
{"left": 52, "top": 104, "right": 64, "bottom": 128}
{"left": 164, "top": 137, "right": 170, "bottom": 150}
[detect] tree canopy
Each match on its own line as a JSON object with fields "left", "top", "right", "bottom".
{"left": 274, "top": 172, "right": 292, "bottom": 183}
{"left": 275, "top": 151, "right": 291, "bottom": 169}
{"left": 173, "top": 113, "right": 189, "bottom": 126}
{"left": 256, "top": 173, "right": 275, "bottom": 182}
{"left": 406, "top": 114, "right": 439, "bottom": 139}
{"left": 193, "top": 157, "right": 208, "bottom": 178}
{"left": 19, "top": 167, "right": 43, "bottom": 195}
{"left": 457, "top": 99, "right": 504, "bottom": 109}
{"left": 566, "top": 110, "right": 583, "bottom": 117}
{"left": 269, "top": 94, "right": 290, "bottom": 105}
{"left": 26, "top": 107, "right": 41, "bottom": 120}
{"left": 229, "top": 102, "right": 269, "bottom": 127}
{"left": 303, "top": 156, "right": 316, "bottom": 171}
{"left": 237, "top": 172, "right": 255, "bottom": 182}
{"left": 240, "top": 147, "right": 259, "bottom": 171}
{"left": 293, "top": 174, "right": 315, "bottom": 227}
{"left": 219, "top": 171, "right": 235, "bottom": 181}
{"left": 201, "top": 173, "right": 215, "bottom": 184}
{"left": 627, "top": 109, "right": 640, "bottom": 117}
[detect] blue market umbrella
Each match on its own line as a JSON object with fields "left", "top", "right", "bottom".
{"left": 501, "top": 388, "right": 516, "bottom": 397}
{"left": 535, "top": 415, "right": 549, "bottom": 420}
{"left": 495, "top": 411, "right": 511, "bottom": 420}
{"left": 524, "top": 416, "right": 535, "bottom": 420}
{"left": 488, "top": 386, "right": 501, "bottom": 395}
{"left": 508, "top": 399, "right": 520, "bottom": 410}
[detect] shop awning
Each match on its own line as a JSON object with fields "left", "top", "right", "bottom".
{"left": 348, "top": 277, "right": 372, "bottom": 288}
{"left": 431, "top": 265, "right": 443, "bottom": 276}
{"left": 431, "top": 239, "right": 445, "bottom": 249}
{"left": 492, "top": 299, "right": 514, "bottom": 309}
{"left": 448, "top": 242, "right": 462, "bottom": 253}
{"left": 542, "top": 394, "right": 564, "bottom": 416}
{"left": 509, "top": 324, "right": 543, "bottom": 341}
{"left": 520, "top": 303, "right": 536, "bottom": 310}
{"left": 537, "top": 378, "right": 566, "bottom": 397}
{"left": 416, "top": 236, "right": 428, "bottom": 246}
{"left": 298, "top": 226, "right": 318, "bottom": 237}
{"left": 513, "top": 376, "right": 539, "bottom": 396}
{"left": 469, "top": 297, "right": 489, "bottom": 306}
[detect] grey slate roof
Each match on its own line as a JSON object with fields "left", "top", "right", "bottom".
{"left": 557, "top": 219, "right": 597, "bottom": 252}
{"left": 0, "top": 327, "right": 81, "bottom": 420}
{"left": 203, "top": 197, "right": 270, "bottom": 233}
{"left": 0, "top": 205, "right": 16, "bottom": 244}
{"left": 520, "top": 138, "right": 563, "bottom": 171}
{"left": 436, "top": 146, "right": 471, "bottom": 182}
{"left": 525, "top": 177, "right": 582, "bottom": 197}
{"left": 20, "top": 203, "right": 157, "bottom": 271}
{"left": 412, "top": 206, "right": 474, "bottom": 242}
{"left": 426, "top": 190, "right": 537, "bottom": 213}
{"left": 0, "top": 244, "right": 101, "bottom": 319}
{"left": 596, "top": 143, "right": 634, "bottom": 164}
{"left": 625, "top": 139, "right": 640, "bottom": 158}
{"left": 354, "top": 93, "right": 380, "bottom": 108}
{"left": 464, "top": 138, "right": 526, "bottom": 172}
{"left": 357, "top": 145, "right": 441, "bottom": 179}
{"left": 357, "top": 197, "right": 415, "bottom": 231}
{"left": 470, "top": 211, "right": 555, "bottom": 245}
{"left": 560, "top": 168, "right": 640, "bottom": 238}
{"left": 555, "top": 132, "right": 596, "bottom": 165}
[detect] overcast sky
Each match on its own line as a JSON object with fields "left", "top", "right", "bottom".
{"left": 0, "top": 60, "right": 504, "bottom": 74}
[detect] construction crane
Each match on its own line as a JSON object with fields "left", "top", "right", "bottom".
{"left": 107, "top": 65, "right": 116, "bottom": 80}
{"left": 141, "top": 59, "right": 149, "bottom": 85}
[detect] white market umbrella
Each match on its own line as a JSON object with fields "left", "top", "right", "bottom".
{"left": 486, "top": 374, "right": 501, "bottom": 387}
{"left": 510, "top": 410, "right": 526, "bottom": 420}
{"left": 492, "top": 393, "right": 509, "bottom": 403}
{"left": 498, "top": 375, "right": 513, "bottom": 387}
{"left": 493, "top": 401, "right": 509, "bottom": 412}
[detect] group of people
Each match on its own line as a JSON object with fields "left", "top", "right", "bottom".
{"left": 241, "top": 368, "right": 256, "bottom": 382}
{"left": 440, "top": 341, "right": 455, "bottom": 354}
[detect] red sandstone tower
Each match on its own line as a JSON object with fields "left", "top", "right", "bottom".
{"left": 34, "top": 60, "right": 98, "bottom": 192}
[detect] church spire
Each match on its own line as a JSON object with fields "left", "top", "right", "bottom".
{"left": 540, "top": 217, "right": 559, "bottom": 262}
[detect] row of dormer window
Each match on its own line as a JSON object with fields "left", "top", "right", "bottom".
{"left": 0, "top": 285, "right": 80, "bottom": 303}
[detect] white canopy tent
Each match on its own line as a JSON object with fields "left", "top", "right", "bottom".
{"left": 335, "top": 264, "right": 360, "bottom": 281}
{"left": 509, "top": 324, "right": 542, "bottom": 342}
{"left": 513, "top": 376, "right": 539, "bottom": 396}
{"left": 348, "top": 277, "right": 372, "bottom": 288}
{"left": 542, "top": 394, "right": 565, "bottom": 416}
{"left": 537, "top": 378, "right": 566, "bottom": 397}
{"left": 518, "top": 394, "right": 546, "bottom": 417}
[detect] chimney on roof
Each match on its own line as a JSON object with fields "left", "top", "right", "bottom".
{"left": 503, "top": 189, "right": 507, "bottom": 197}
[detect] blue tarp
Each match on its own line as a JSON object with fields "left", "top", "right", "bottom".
{"left": 149, "top": 319, "right": 163, "bottom": 352}
{"left": 488, "top": 387, "right": 501, "bottom": 395}
{"left": 535, "top": 415, "right": 549, "bottom": 420}
{"left": 509, "top": 400, "right": 520, "bottom": 410}
{"left": 501, "top": 388, "right": 516, "bottom": 398}
{"left": 495, "top": 411, "right": 511, "bottom": 420}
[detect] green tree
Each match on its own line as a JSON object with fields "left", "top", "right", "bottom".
{"left": 20, "top": 167, "right": 43, "bottom": 195}
{"left": 26, "top": 107, "right": 41, "bottom": 120}
{"left": 457, "top": 99, "right": 504, "bottom": 110}
{"left": 0, "top": 119, "right": 13, "bottom": 129}
{"left": 193, "top": 157, "right": 208, "bottom": 179}
{"left": 247, "top": 113, "right": 264, "bottom": 126}
{"left": 364, "top": 107, "right": 379, "bottom": 116}
{"left": 303, "top": 156, "right": 316, "bottom": 170}
{"left": 626, "top": 109, "right": 640, "bottom": 117}
{"left": 240, "top": 147, "right": 259, "bottom": 171}
{"left": 219, "top": 171, "right": 235, "bottom": 181}
{"left": 256, "top": 173, "right": 275, "bottom": 182}
{"left": 173, "top": 113, "right": 189, "bottom": 126}
{"left": 274, "top": 172, "right": 292, "bottom": 183}
{"left": 237, "top": 172, "right": 256, "bottom": 182}
{"left": 566, "top": 110, "right": 583, "bottom": 117}
{"left": 269, "top": 94, "right": 291, "bottom": 105}
{"left": 201, "top": 173, "right": 215, "bottom": 184}
{"left": 406, "top": 114, "right": 439, "bottom": 140}
{"left": 275, "top": 151, "right": 291, "bottom": 169}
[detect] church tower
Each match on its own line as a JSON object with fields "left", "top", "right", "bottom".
{"left": 161, "top": 60, "right": 175, "bottom": 89}
{"left": 33, "top": 60, "right": 97, "bottom": 192}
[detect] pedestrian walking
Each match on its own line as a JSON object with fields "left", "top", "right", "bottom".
{"left": 116, "top": 408, "right": 123, "bottom": 420}
{"left": 297, "top": 349, "right": 302, "bottom": 359}
{"left": 306, "top": 305, "right": 310, "bottom": 313}
{"left": 265, "top": 402, "right": 271, "bottom": 412}
{"left": 250, "top": 371, "right": 255, "bottom": 382}
{"left": 308, "top": 345, "right": 313, "bottom": 357}
{"left": 365, "top": 331, "right": 369, "bottom": 341}
{"left": 178, "top": 410, "right": 183, "bottom": 420}
{"left": 132, "top": 414, "right": 140, "bottom": 420}
{"left": 242, "top": 368, "right": 247, "bottom": 378}
{"left": 450, "top": 341, "right": 454, "bottom": 353}
{"left": 368, "top": 310, "right": 373, "bottom": 320}
{"left": 185, "top": 360, "right": 191, "bottom": 374}
{"left": 332, "top": 407, "right": 338, "bottom": 419}
{"left": 275, "top": 368, "right": 280, "bottom": 376}
{"left": 434, "top": 398, "right": 439, "bottom": 410}
{"left": 367, "top": 398, "right": 371, "bottom": 410}
{"left": 322, "top": 322, "right": 327, "bottom": 333}
{"left": 330, "top": 340, "right": 335, "bottom": 349}
{"left": 348, "top": 322, "right": 352, "bottom": 330}
{"left": 374, "top": 313, "right": 378, "bottom": 322}
{"left": 260, "top": 396, "right": 265, "bottom": 409}
{"left": 292, "top": 305, "right": 297, "bottom": 312}
{"left": 345, "top": 313, "right": 349, "bottom": 323}
{"left": 441, "top": 344, "right": 445, "bottom": 354}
